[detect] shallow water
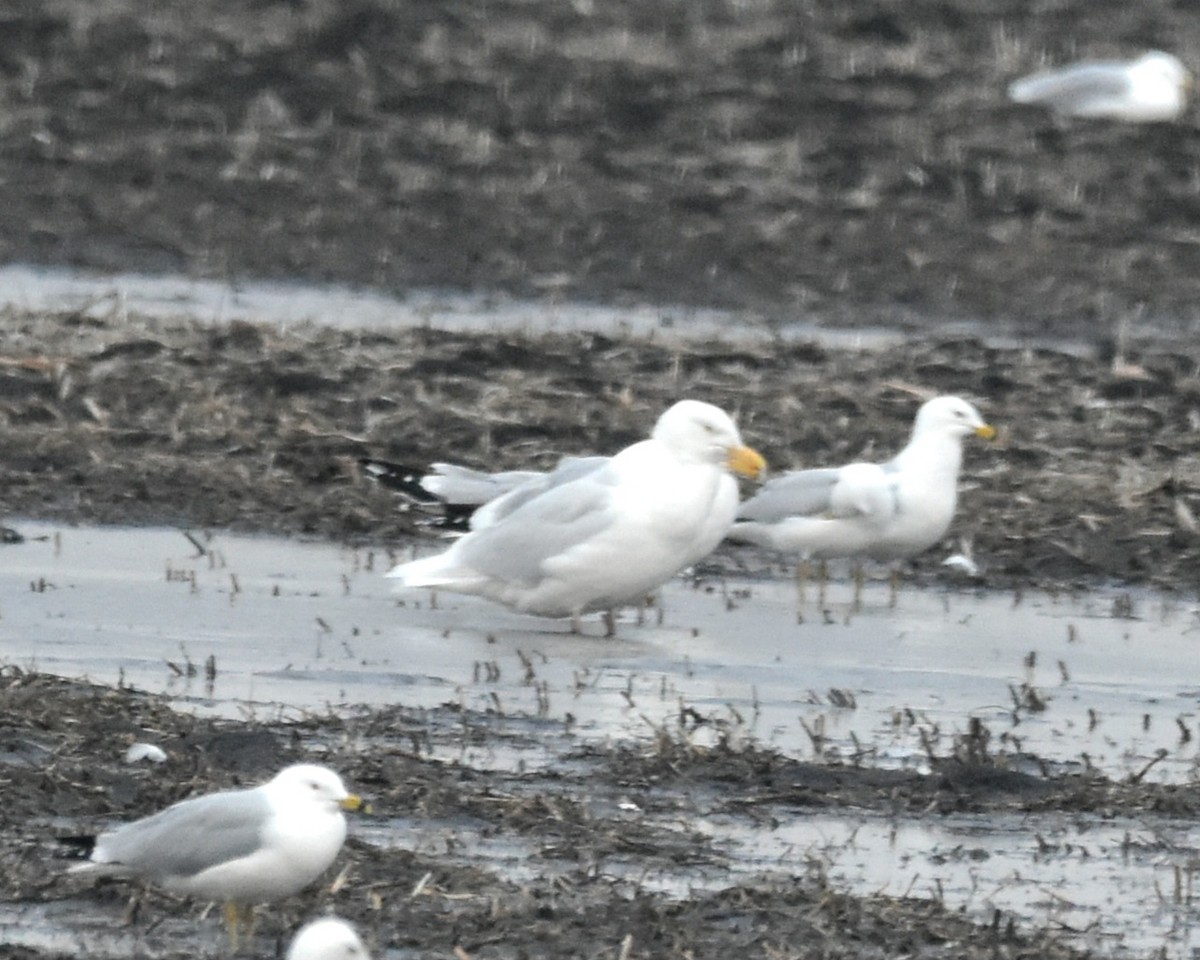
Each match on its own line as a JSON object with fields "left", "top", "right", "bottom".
{"left": 2, "top": 520, "right": 1200, "bottom": 957}
{"left": 705, "top": 810, "right": 1200, "bottom": 958}
{"left": 0, "top": 263, "right": 880, "bottom": 345}
{"left": 2, "top": 521, "right": 1198, "bottom": 781}
{"left": 0, "top": 263, "right": 1102, "bottom": 353}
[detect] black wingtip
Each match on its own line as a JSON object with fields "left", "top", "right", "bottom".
{"left": 359, "top": 458, "right": 478, "bottom": 530}
{"left": 357, "top": 458, "right": 441, "bottom": 504}
{"left": 57, "top": 834, "right": 97, "bottom": 860}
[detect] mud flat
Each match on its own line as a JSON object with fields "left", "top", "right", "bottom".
{"left": 4, "top": 308, "right": 1200, "bottom": 957}
{"left": 6, "top": 306, "right": 1200, "bottom": 590}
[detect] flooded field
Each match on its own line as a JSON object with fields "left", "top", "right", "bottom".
{"left": 7, "top": 522, "right": 1200, "bottom": 780}
{"left": 3, "top": 0, "right": 1200, "bottom": 955}
{"left": 5, "top": 286, "right": 1200, "bottom": 958}
{"left": 2, "top": 521, "right": 1199, "bottom": 957}
{"left": 0, "top": 264, "right": 1099, "bottom": 354}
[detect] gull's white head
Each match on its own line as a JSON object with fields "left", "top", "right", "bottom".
{"left": 287, "top": 917, "right": 370, "bottom": 960}
{"left": 911, "top": 396, "right": 995, "bottom": 443}
{"left": 652, "top": 400, "right": 766, "bottom": 479}
{"left": 267, "top": 764, "right": 363, "bottom": 813}
{"left": 1133, "top": 51, "right": 1190, "bottom": 91}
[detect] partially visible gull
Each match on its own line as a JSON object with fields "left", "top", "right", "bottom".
{"left": 386, "top": 399, "right": 766, "bottom": 626}
{"left": 729, "top": 396, "right": 994, "bottom": 561}
{"left": 69, "top": 764, "right": 363, "bottom": 947}
{"left": 1008, "top": 51, "right": 1191, "bottom": 123}
{"left": 288, "top": 917, "right": 371, "bottom": 960}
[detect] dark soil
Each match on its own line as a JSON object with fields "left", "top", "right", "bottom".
{"left": 2, "top": 1, "right": 1200, "bottom": 957}
{"left": 1, "top": 0, "right": 1199, "bottom": 337}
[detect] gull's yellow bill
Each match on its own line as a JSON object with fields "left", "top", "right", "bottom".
{"left": 728, "top": 445, "right": 767, "bottom": 480}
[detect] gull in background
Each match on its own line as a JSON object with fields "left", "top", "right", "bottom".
{"left": 1008, "top": 51, "right": 1191, "bottom": 123}
{"left": 360, "top": 456, "right": 607, "bottom": 530}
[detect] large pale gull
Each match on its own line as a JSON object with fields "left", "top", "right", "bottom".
{"left": 288, "top": 917, "right": 371, "bottom": 960}
{"left": 730, "top": 396, "right": 993, "bottom": 561}
{"left": 70, "top": 764, "right": 363, "bottom": 946}
{"left": 386, "top": 399, "right": 766, "bottom": 623}
{"left": 1008, "top": 51, "right": 1191, "bottom": 123}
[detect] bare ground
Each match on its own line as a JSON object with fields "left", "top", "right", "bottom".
{"left": 2, "top": 312, "right": 1200, "bottom": 957}
{"left": 4, "top": 310, "right": 1200, "bottom": 590}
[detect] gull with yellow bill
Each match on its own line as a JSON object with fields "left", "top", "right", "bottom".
{"left": 69, "top": 764, "right": 363, "bottom": 948}
{"left": 730, "top": 395, "right": 994, "bottom": 563}
{"left": 387, "top": 399, "right": 766, "bottom": 631}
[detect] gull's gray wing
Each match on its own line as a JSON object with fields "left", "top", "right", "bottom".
{"left": 736, "top": 468, "right": 842, "bottom": 523}
{"left": 457, "top": 465, "right": 620, "bottom": 584}
{"left": 470, "top": 456, "right": 610, "bottom": 530}
{"left": 1009, "top": 63, "right": 1132, "bottom": 111}
{"left": 91, "top": 790, "right": 270, "bottom": 880}
{"left": 423, "top": 463, "right": 545, "bottom": 505}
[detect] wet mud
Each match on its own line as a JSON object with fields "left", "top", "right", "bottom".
{"left": 3, "top": 315, "right": 1200, "bottom": 957}
{"left": 3, "top": 668, "right": 1188, "bottom": 960}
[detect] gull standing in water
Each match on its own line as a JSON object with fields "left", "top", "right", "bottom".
{"left": 386, "top": 399, "right": 766, "bottom": 632}
{"left": 729, "top": 396, "right": 994, "bottom": 568}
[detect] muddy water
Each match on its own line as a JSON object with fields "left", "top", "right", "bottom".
{"left": 2, "top": 521, "right": 1199, "bottom": 957}
{"left": 697, "top": 811, "right": 1200, "bottom": 958}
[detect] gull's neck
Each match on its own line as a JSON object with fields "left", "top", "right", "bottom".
{"left": 893, "top": 429, "right": 964, "bottom": 479}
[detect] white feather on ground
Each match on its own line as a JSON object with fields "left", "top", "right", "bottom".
{"left": 1007, "top": 51, "right": 1191, "bottom": 122}
{"left": 729, "top": 396, "right": 994, "bottom": 561}
{"left": 386, "top": 399, "right": 766, "bottom": 621}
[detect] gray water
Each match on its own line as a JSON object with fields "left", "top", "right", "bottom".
{"left": 3, "top": 522, "right": 1198, "bottom": 781}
